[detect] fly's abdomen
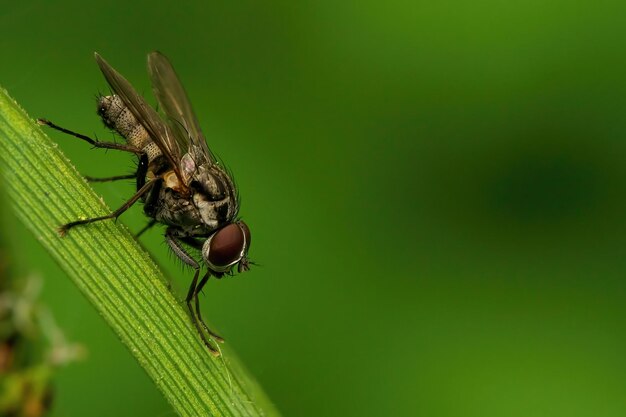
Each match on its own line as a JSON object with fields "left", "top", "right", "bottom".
{"left": 97, "top": 94, "right": 161, "bottom": 162}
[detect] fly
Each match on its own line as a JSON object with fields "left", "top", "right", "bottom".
{"left": 38, "top": 52, "right": 252, "bottom": 356}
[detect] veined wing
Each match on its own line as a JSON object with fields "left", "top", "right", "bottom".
{"left": 94, "top": 53, "right": 184, "bottom": 184}
{"left": 147, "top": 51, "right": 216, "bottom": 165}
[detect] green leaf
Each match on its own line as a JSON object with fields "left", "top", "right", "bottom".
{"left": 0, "top": 87, "right": 280, "bottom": 417}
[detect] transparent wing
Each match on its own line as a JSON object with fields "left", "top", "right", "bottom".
{"left": 94, "top": 53, "right": 184, "bottom": 182}
{"left": 147, "top": 51, "right": 215, "bottom": 165}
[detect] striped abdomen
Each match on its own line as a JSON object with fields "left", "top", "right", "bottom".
{"left": 97, "top": 94, "right": 162, "bottom": 163}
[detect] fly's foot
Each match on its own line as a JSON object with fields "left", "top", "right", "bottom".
{"left": 57, "top": 220, "right": 83, "bottom": 237}
{"left": 195, "top": 328, "right": 222, "bottom": 356}
{"left": 200, "top": 321, "right": 224, "bottom": 343}
{"left": 206, "top": 342, "right": 221, "bottom": 357}
{"left": 57, "top": 224, "right": 70, "bottom": 237}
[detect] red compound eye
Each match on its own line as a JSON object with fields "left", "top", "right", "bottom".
{"left": 237, "top": 221, "right": 251, "bottom": 250}
{"left": 203, "top": 222, "right": 251, "bottom": 272}
{"left": 207, "top": 224, "right": 245, "bottom": 268}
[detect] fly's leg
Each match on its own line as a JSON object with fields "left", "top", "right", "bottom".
{"left": 59, "top": 154, "right": 151, "bottom": 236}
{"left": 40, "top": 120, "right": 149, "bottom": 183}
{"left": 84, "top": 174, "right": 136, "bottom": 182}
{"left": 37, "top": 119, "right": 142, "bottom": 155}
{"left": 172, "top": 236, "right": 223, "bottom": 341}
{"left": 187, "top": 271, "right": 223, "bottom": 355}
{"left": 142, "top": 175, "right": 162, "bottom": 219}
{"left": 58, "top": 180, "right": 155, "bottom": 236}
{"left": 171, "top": 236, "right": 224, "bottom": 341}
{"left": 194, "top": 273, "right": 224, "bottom": 342}
{"left": 166, "top": 229, "right": 221, "bottom": 356}
{"left": 86, "top": 153, "right": 148, "bottom": 185}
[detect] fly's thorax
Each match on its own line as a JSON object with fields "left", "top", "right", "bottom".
{"left": 97, "top": 94, "right": 162, "bottom": 162}
{"left": 147, "top": 160, "right": 237, "bottom": 232}
{"left": 151, "top": 184, "right": 208, "bottom": 231}
{"left": 190, "top": 164, "right": 238, "bottom": 229}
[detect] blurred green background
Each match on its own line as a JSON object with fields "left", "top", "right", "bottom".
{"left": 3, "top": 0, "right": 626, "bottom": 416}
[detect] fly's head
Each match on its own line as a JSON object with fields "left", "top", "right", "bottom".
{"left": 202, "top": 221, "right": 252, "bottom": 275}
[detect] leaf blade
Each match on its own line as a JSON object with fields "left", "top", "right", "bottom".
{"left": 0, "top": 87, "right": 280, "bottom": 417}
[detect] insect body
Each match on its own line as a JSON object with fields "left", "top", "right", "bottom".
{"left": 38, "top": 52, "right": 252, "bottom": 356}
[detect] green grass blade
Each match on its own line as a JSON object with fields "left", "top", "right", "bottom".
{"left": 0, "top": 87, "right": 280, "bottom": 417}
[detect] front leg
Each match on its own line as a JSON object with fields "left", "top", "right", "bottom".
{"left": 166, "top": 228, "right": 221, "bottom": 356}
